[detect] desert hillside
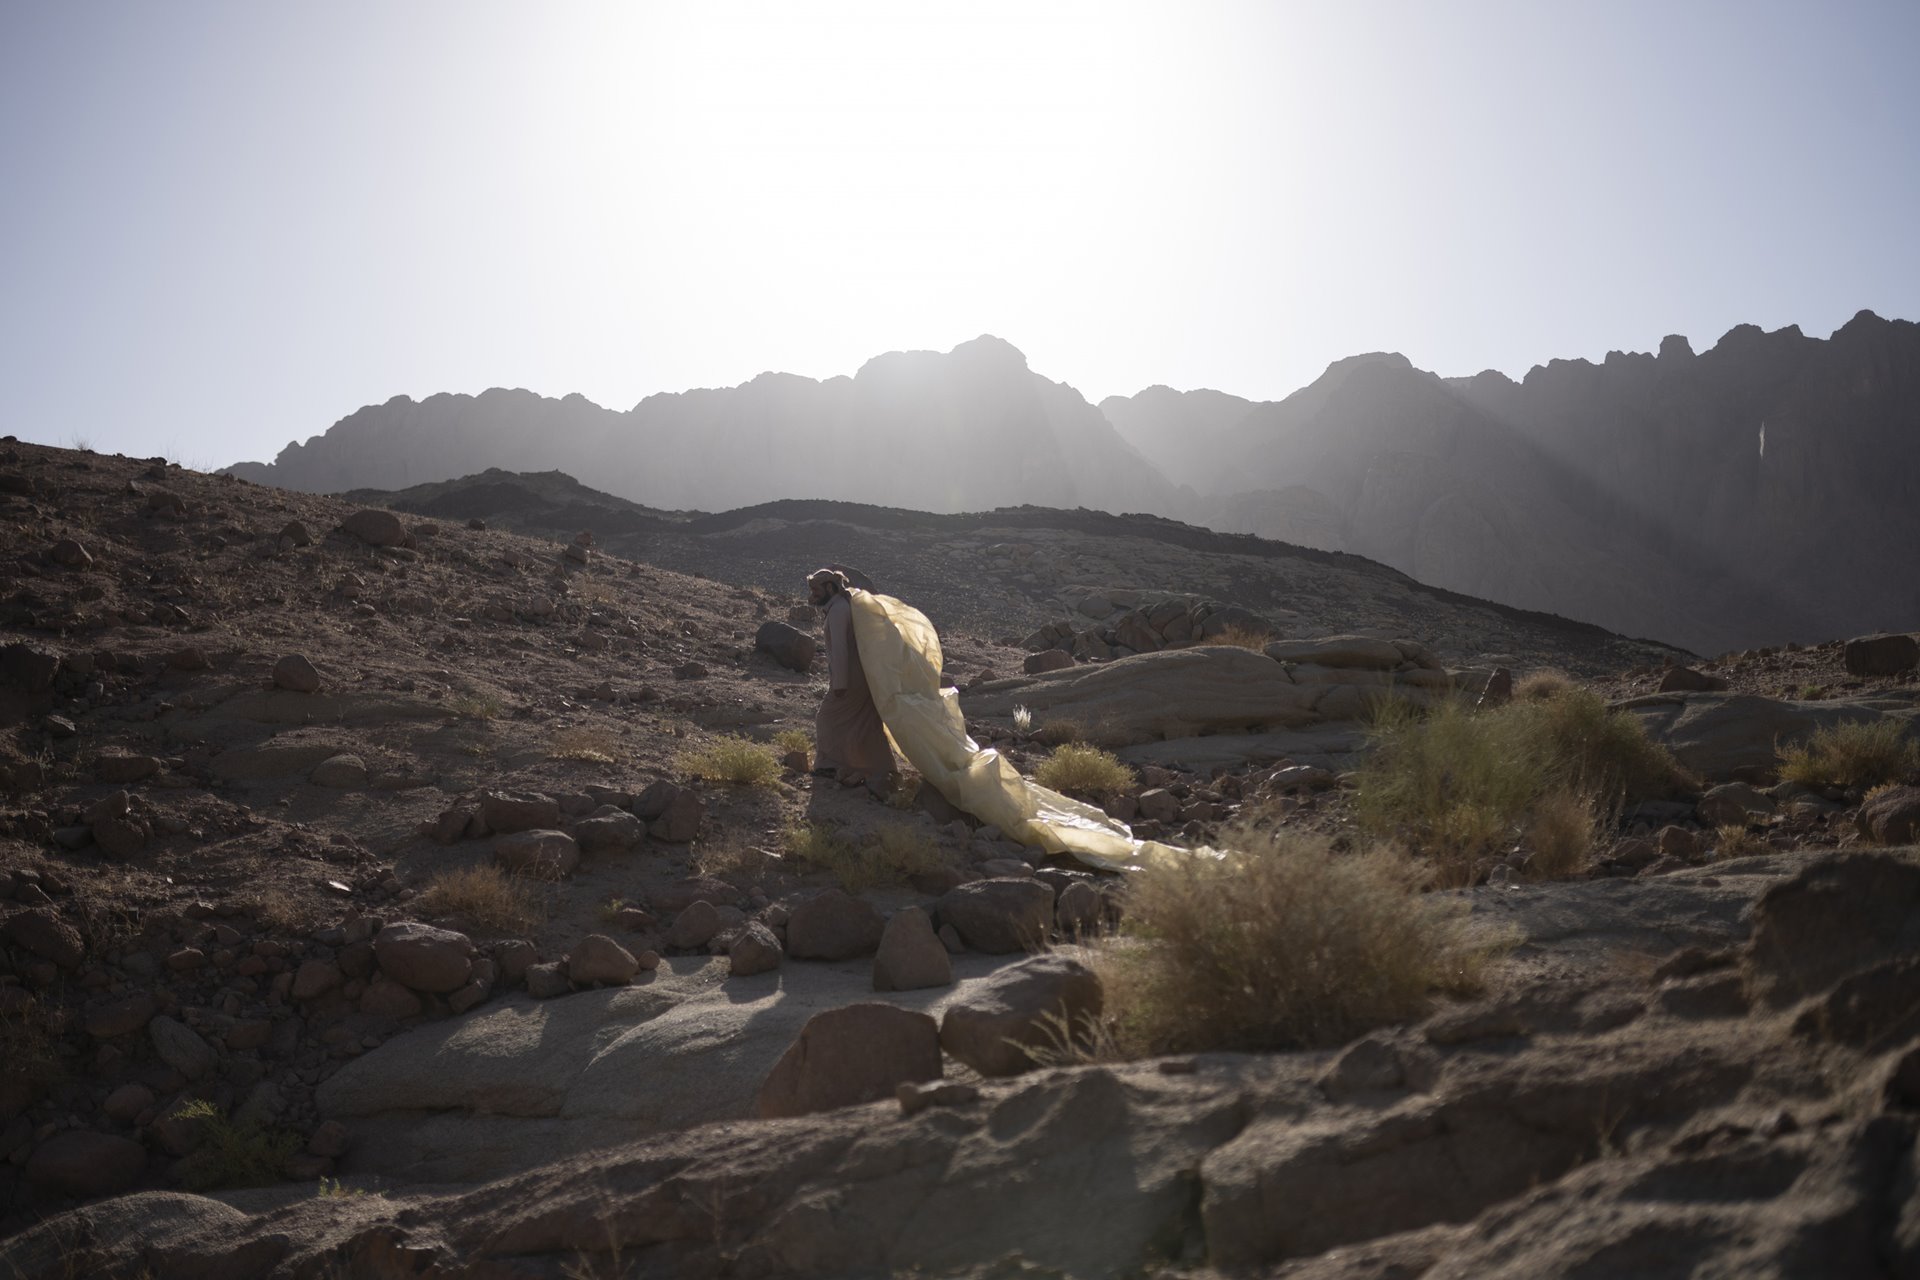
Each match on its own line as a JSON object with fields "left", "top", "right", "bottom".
{"left": 4, "top": 438, "right": 1920, "bottom": 1278}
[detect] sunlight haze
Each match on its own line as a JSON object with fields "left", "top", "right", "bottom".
{"left": 2, "top": 0, "right": 1915, "bottom": 464}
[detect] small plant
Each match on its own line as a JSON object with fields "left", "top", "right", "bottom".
{"left": 1522, "top": 787, "right": 1600, "bottom": 880}
{"left": 678, "top": 736, "right": 782, "bottom": 787}
{"left": 1033, "top": 742, "right": 1134, "bottom": 798}
{"left": 1777, "top": 719, "right": 1919, "bottom": 789}
{"left": 317, "top": 1176, "right": 372, "bottom": 1198}
{"left": 784, "top": 820, "right": 946, "bottom": 892}
{"left": 1211, "top": 623, "right": 1274, "bottom": 650}
{"left": 1514, "top": 669, "right": 1575, "bottom": 702}
{"left": 1712, "top": 824, "right": 1771, "bottom": 860}
{"left": 597, "top": 897, "right": 628, "bottom": 924}
{"left": 173, "top": 1099, "right": 300, "bottom": 1191}
{"left": 449, "top": 693, "right": 505, "bottom": 720}
{"left": 1012, "top": 705, "right": 1033, "bottom": 734}
{"left": 1091, "top": 828, "right": 1499, "bottom": 1055}
{"left": 549, "top": 724, "right": 622, "bottom": 764}
{"left": 416, "top": 864, "right": 543, "bottom": 933}
{"left": 774, "top": 728, "right": 812, "bottom": 762}
{"left": 1797, "top": 684, "right": 1829, "bottom": 701}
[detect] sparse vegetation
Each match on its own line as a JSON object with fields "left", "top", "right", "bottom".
{"left": 1514, "top": 669, "right": 1575, "bottom": 702}
{"left": 678, "top": 735, "right": 782, "bottom": 787}
{"left": 549, "top": 724, "right": 623, "bottom": 764}
{"left": 1523, "top": 787, "right": 1602, "bottom": 880}
{"left": 1089, "top": 829, "right": 1496, "bottom": 1055}
{"left": 1712, "top": 824, "right": 1771, "bottom": 860}
{"left": 172, "top": 1099, "right": 301, "bottom": 1191}
{"left": 883, "top": 770, "right": 925, "bottom": 811}
{"left": 1033, "top": 742, "right": 1135, "bottom": 798}
{"left": 417, "top": 864, "right": 544, "bottom": 933}
{"left": 1777, "top": 719, "right": 1919, "bottom": 789}
{"left": 1211, "top": 623, "right": 1274, "bottom": 650}
{"left": 1012, "top": 704, "right": 1033, "bottom": 734}
{"left": 449, "top": 693, "right": 505, "bottom": 720}
{"left": 234, "top": 887, "right": 317, "bottom": 935}
{"left": 774, "top": 728, "right": 812, "bottom": 763}
{"left": 784, "top": 820, "right": 947, "bottom": 891}
{"left": 1356, "top": 686, "right": 1690, "bottom": 885}
{"left": 0, "top": 1005, "right": 66, "bottom": 1092}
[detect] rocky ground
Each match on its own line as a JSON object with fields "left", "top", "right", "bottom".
{"left": 3, "top": 440, "right": 1920, "bottom": 1278}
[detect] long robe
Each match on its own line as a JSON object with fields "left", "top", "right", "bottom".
{"left": 815, "top": 591, "right": 894, "bottom": 777}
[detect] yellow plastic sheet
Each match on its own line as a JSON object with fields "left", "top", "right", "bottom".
{"left": 850, "top": 589, "right": 1197, "bottom": 873}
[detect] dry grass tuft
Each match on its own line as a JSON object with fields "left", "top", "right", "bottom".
{"left": 234, "top": 886, "right": 319, "bottom": 935}
{"left": 678, "top": 736, "right": 782, "bottom": 787}
{"left": 1211, "top": 623, "right": 1275, "bottom": 650}
{"left": 1712, "top": 824, "right": 1772, "bottom": 860}
{"left": 1356, "top": 689, "right": 1689, "bottom": 887}
{"left": 1514, "top": 669, "right": 1576, "bottom": 702}
{"left": 1033, "top": 743, "right": 1135, "bottom": 797}
{"left": 773, "top": 728, "right": 812, "bottom": 762}
{"left": 1522, "top": 787, "right": 1601, "bottom": 880}
{"left": 1777, "top": 719, "right": 1919, "bottom": 790}
{"left": 1092, "top": 828, "right": 1497, "bottom": 1055}
{"left": 785, "top": 820, "right": 947, "bottom": 892}
{"left": 416, "top": 864, "right": 544, "bottom": 933}
{"left": 449, "top": 693, "right": 505, "bottom": 721}
{"left": 549, "top": 724, "right": 623, "bottom": 764}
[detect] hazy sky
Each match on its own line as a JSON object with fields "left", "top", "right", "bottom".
{"left": 3, "top": 1, "right": 1916, "bottom": 467}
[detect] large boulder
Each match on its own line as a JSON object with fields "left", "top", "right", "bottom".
{"left": 373, "top": 921, "right": 475, "bottom": 994}
{"left": 340, "top": 508, "right": 408, "bottom": 547}
{"left": 1263, "top": 636, "right": 1409, "bottom": 670}
{"left": 572, "top": 811, "right": 647, "bottom": 856}
{"left": 872, "top": 906, "right": 952, "bottom": 992}
{"left": 566, "top": 935, "right": 642, "bottom": 986}
{"left": 1622, "top": 693, "right": 1897, "bottom": 781}
{"left": 936, "top": 879, "right": 1056, "bottom": 955}
{"left": 1745, "top": 852, "right": 1920, "bottom": 1008}
{"left": 1844, "top": 633, "right": 1919, "bottom": 677}
{"left": 938, "top": 953, "right": 1103, "bottom": 1076}
{"left": 729, "top": 922, "right": 785, "bottom": 977}
{"left": 1858, "top": 786, "right": 1920, "bottom": 845}
{"left": 481, "top": 790, "right": 561, "bottom": 833}
{"left": 964, "top": 646, "right": 1319, "bottom": 742}
{"left": 755, "top": 621, "right": 817, "bottom": 672}
{"left": 756, "top": 1003, "right": 941, "bottom": 1119}
{"left": 3, "top": 908, "right": 85, "bottom": 970}
{"left": 493, "top": 830, "right": 580, "bottom": 881}
{"left": 786, "top": 890, "right": 885, "bottom": 961}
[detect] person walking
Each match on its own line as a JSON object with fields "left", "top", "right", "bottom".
{"left": 807, "top": 567, "right": 896, "bottom": 791}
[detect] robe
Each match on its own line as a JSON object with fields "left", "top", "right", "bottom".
{"left": 815, "top": 591, "right": 895, "bottom": 777}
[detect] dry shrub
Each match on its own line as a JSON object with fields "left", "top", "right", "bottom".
{"left": 678, "top": 736, "right": 782, "bottom": 787}
{"left": 416, "top": 864, "right": 543, "bottom": 933}
{"left": 549, "top": 725, "right": 622, "bottom": 764}
{"left": 234, "top": 887, "right": 318, "bottom": 935}
{"left": 1514, "top": 669, "right": 1575, "bottom": 702}
{"left": 1523, "top": 787, "right": 1600, "bottom": 880}
{"left": 692, "top": 838, "right": 780, "bottom": 887}
{"left": 1356, "top": 688, "right": 1690, "bottom": 886}
{"left": 785, "top": 820, "right": 946, "bottom": 892}
{"left": 1712, "top": 824, "right": 1771, "bottom": 860}
{"left": 1034, "top": 718, "right": 1085, "bottom": 746}
{"left": 1092, "top": 829, "right": 1495, "bottom": 1055}
{"left": 774, "top": 728, "right": 812, "bottom": 762}
{"left": 1777, "top": 719, "right": 1919, "bottom": 789}
{"left": 1211, "top": 623, "right": 1275, "bottom": 650}
{"left": 1033, "top": 743, "right": 1134, "bottom": 798}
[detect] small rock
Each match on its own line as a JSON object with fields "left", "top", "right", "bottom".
{"left": 309, "top": 754, "right": 368, "bottom": 789}
{"left": 84, "top": 993, "right": 156, "bottom": 1039}
{"left": 49, "top": 539, "right": 93, "bottom": 570}
{"left": 272, "top": 654, "right": 322, "bottom": 693}
{"left": 291, "top": 960, "right": 344, "bottom": 1002}
{"left": 872, "top": 907, "right": 952, "bottom": 992}
{"left": 1858, "top": 786, "right": 1920, "bottom": 846}
{"left": 360, "top": 975, "right": 424, "bottom": 1018}
{"left": 481, "top": 789, "right": 560, "bottom": 833}
{"left": 567, "top": 934, "right": 641, "bottom": 986}
{"left": 94, "top": 753, "right": 161, "bottom": 784}
{"left": 786, "top": 889, "right": 886, "bottom": 960}
{"left": 1023, "top": 649, "right": 1074, "bottom": 675}
{"left": 279, "top": 520, "right": 313, "bottom": 547}
{"left": 372, "top": 921, "right": 475, "bottom": 994}
{"left": 757, "top": 1003, "right": 942, "bottom": 1119}
{"left": 667, "top": 900, "right": 724, "bottom": 950}
{"left": 3, "top": 908, "right": 85, "bottom": 969}
{"left": 897, "top": 1080, "right": 981, "bottom": 1116}
{"left": 494, "top": 829, "right": 581, "bottom": 881}
{"left": 729, "top": 921, "right": 785, "bottom": 977}
{"left": 1658, "top": 666, "right": 1729, "bottom": 693}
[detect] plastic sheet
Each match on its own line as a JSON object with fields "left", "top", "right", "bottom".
{"left": 850, "top": 589, "right": 1199, "bottom": 872}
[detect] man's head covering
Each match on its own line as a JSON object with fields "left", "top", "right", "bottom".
{"left": 808, "top": 567, "right": 851, "bottom": 596}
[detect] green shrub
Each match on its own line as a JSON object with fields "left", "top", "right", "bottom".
{"left": 1090, "top": 829, "right": 1495, "bottom": 1055}
{"left": 1033, "top": 743, "right": 1134, "bottom": 797}
{"left": 785, "top": 820, "right": 947, "bottom": 892}
{"left": 1355, "top": 687, "right": 1689, "bottom": 885}
{"left": 678, "top": 736, "right": 782, "bottom": 787}
{"left": 172, "top": 1100, "right": 300, "bottom": 1191}
{"left": 1777, "top": 719, "right": 1919, "bottom": 789}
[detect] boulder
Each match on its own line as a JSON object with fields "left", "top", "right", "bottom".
{"left": 1858, "top": 786, "right": 1920, "bottom": 846}
{"left": 309, "top": 754, "right": 367, "bottom": 789}
{"left": 525, "top": 962, "right": 571, "bottom": 999}
{"left": 271, "top": 654, "right": 321, "bottom": 693}
{"left": 786, "top": 890, "right": 885, "bottom": 961}
{"left": 648, "top": 790, "right": 704, "bottom": 843}
{"left": 1023, "top": 649, "right": 1074, "bottom": 675}
{"left": 1697, "top": 782, "right": 1777, "bottom": 828}
{"left": 1745, "top": 852, "right": 1920, "bottom": 1008}
{"left": 755, "top": 621, "right": 818, "bottom": 672}
{"left": 148, "top": 1015, "right": 217, "bottom": 1080}
{"left": 48, "top": 538, "right": 92, "bottom": 570}
{"left": 92, "top": 816, "right": 149, "bottom": 857}
{"left": 1623, "top": 694, "right": 1894, "bottom": 782}
{"left": 291, "top": 960, "right": 344, "bottom": 1002}
{"left": 666, "top": 901, "right": 724, "bottom": 951}
{"left": 3, "top": 908, "right": 85, "bottom": 969}
{"left": 84, "top": 993, "right": 156, "bottom": 1039}
{"left": 373, "top": 921, "right": 475, "bottom": 994}
{"left": 939, "top": 953, "right": 1103, "bottom": 1076}
{"left": 481, "top": 790, "right": 561, "bottom": 833}
{"left": 566, "top": 935, "right": 641, "bottom": 986}
{"left": 25, "top": 1131, "right": 146, "bottom": 1198}
{"left": 756, "top": 1003, "right": 942, "bottom": 1119}
{"left": 361, "top": 975, "right": 424, "bottom": 1018}
{"left": 1264, "top": 636, "right": 1406, "bottom": 670}
{"left": 937, "top": 879, "right": 1056, "bottom": 955}
{"left": 630, "top": 780, "right": 681, "bottom": 820}
{"left": 340, "top": 508, "right": 408, "bottom": 547}
{"left": 494, "top": 830, "right": 580, "bottom": 881}
{"left": 872, "top": 907, "right": 952, "bottom": 992}
{"left": 573, "top": 811, "right": 647, "bottom": 856}
{"left": 965, "top": 646, "right": 1318, "bottom": 742}
{"left": 1844, "top": 633, "right": 1919, "bottom": 677}
{"left": 729, "top": 921, "right": 785, "bottom": 977}
{"left": 1658, "top": 666, "right": 1729, "bottom": 693}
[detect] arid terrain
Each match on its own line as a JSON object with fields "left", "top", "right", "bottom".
{"left": 4, "top": 439, "right": 1920, "bottom": 1279}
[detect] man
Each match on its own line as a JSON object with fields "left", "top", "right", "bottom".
{"left": 807, "top": 567, "right": 896, "bottom": 791}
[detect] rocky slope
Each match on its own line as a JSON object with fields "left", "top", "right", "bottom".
{"left": 1108, "top": 311, "right": 1920, "bottom": 655}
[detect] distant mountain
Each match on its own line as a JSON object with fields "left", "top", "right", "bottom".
{"left": 1102, "top": 313, "right": 1920, "bottom": 654}
{"left": 230, "top": 335, "right": 1185, "bottom": 521}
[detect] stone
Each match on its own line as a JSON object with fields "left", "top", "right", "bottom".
{"left": 785, "top": 889, "right": 885, "bottom": 961}
{"left": 361, "top": 975, "right": 425, "bottom": 1018}
{"left": 149, "top": 1014, "right": 218, "bottom": 1080}
{"left": 566, "top": 935, "right": 640, "bottom": 986}
{"left": 92, "top": 815, "right": 149, "bottom": 858}
{"left": 166, "top": 645, "right": 210, "bottom": 671}
{"left": 84, "top": 993, "right": 156, "bottom": 1039}
{"left": 966, "top": 646, "right": 1318, "bottom": 742}
{"left": 756, "top": 1003, "right": 942, "bottom": 1119}
{"left": 1135, "top": 788, "right": 1181, "bottom": 823}
{"left": 872, "top": 907, "right": 952, "bottom": 992}
{"left": 25, "top": 1131, "right": 146, "bottom": 1198}
{"left": 3, "top": 908, "right": 84, "bottom": 969}
{"left": 373, "top": 921, "right": 475, "bottom": 994}
{"left": 49, "top": 538, "right": 93, "bottom": 569}
{"left": 292, "top": 960, "right": 344, "bottom": 1002}
{"left": 648, "top": 875, "right": 744, "bottom": 915}
{"left": 755, "top": 620, "right": 817, "bottom": 672}
{"left": 939, "top": 953, "right": 1103, "bottom": 1076}
{"left": 572, "top": 811, "right": 647, "bottom": 855}
{"left": 1265, "top": 636, "right": 1406, "bottom": 670}
{"left": 494, "top": 940, "right": 539, "bottom": 984}
{"left": 309, "top": 754, "right": 367, "bottom": 788}
{"left": 102, "top": 1082, "right": 154, "bottom": 1124}
{"left": 1843, "top": 633, "right": 1919, "bottom": 677}
{"left": 1656, "top": 825, "right": 1702, "bottom": 859}
{"left": 1056, "top": 881, "right": 1103, "bottom": 936}
{"left": 481, "top": 789, "right": 561, "bottom": 833}
{"left": 729, "top": 921, "right": 785, "bottom": 977}
{"left": 631, "top": 779, "right": 681, "bottom": 820}
{"left": 648, "top": 790, "right": 704, "bottom": 843}
{"left": 667, "top": 900, "right": 724, "bottom": 950}
{"left": 937, "top": 879, "right": 1056, "bottom": 954}
{"left": 279, "top": 520, "right": 313, "bottom": 547}
{"left": 340, "top": 508, "right": 408, "bottom": 547}
{"left": 897, "top": 1080, "right": 981, "bottom": 1116}
{"left": 494, "top": 829, "right": 580, "bottom": 881}
{"left": 1658, "top": 666, "right": 1729, "bottom": 693}
{"left": 94, "top": 753, "right": 161, "bottom": 783}
{"left": 525, "top": 962, "right": 571, "bottom": 999}
{"left": 1625, "top": 694, "right": 1895, "bottom": 782}
{"left": 1697, "top": 781, "right": 1777, "bottom": 827}
{"left": 1858, "top": 786, "right": 1920, "bottom": 846}
{"left": 1023, "top": 649, "right": 1074, "bottom": 675}
{"left": 1746, "top": 852, "right": 1920, "bottom": 1008}
{"left": 271, "top": 654, "right": 321, "bottom": 692}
